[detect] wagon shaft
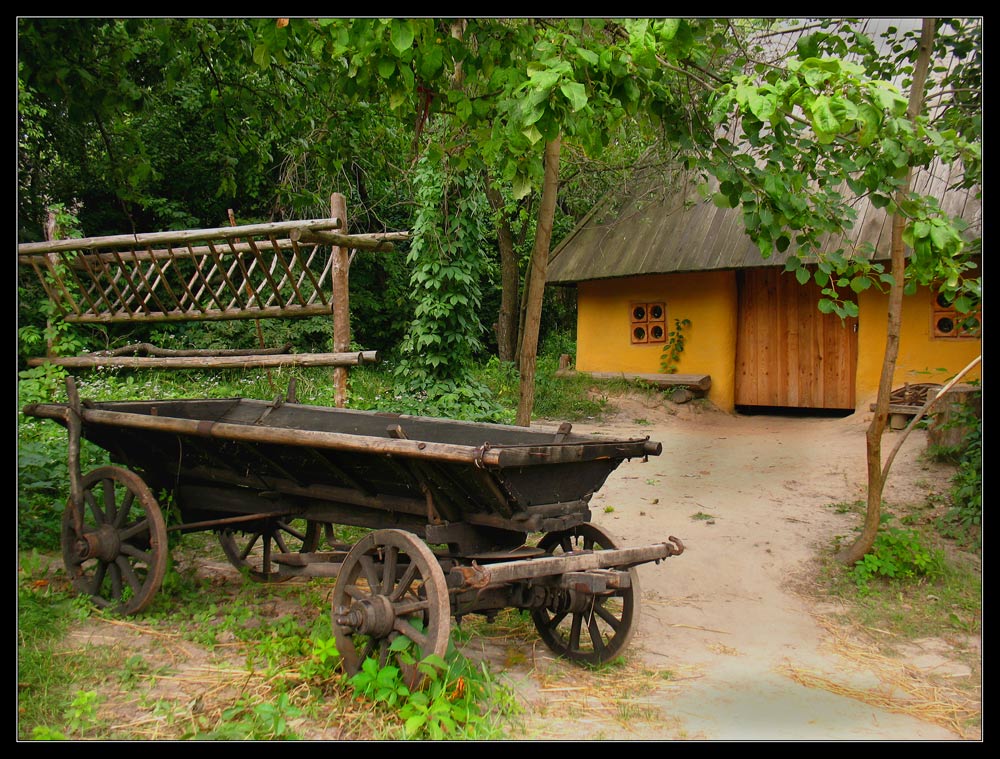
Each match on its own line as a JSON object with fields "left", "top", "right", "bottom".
{"left": 448, "top": 537, "right": 684, "bottom": 591}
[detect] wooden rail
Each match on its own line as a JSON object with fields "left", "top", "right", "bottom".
{"left": 18, "top": 218, "right": 410, "bottom": 325}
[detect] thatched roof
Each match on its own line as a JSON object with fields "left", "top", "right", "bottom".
{"left": 547, "top": 18, "right": 981, "bottom": 285}
{"left": 547, "top": 161, "right": 980, "bottom": 284}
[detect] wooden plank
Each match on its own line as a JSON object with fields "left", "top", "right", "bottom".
{"left": 783, "top": 271, "right": 800, "bottom": 407}
{"left": 797, "top": 275, "right": 818, "bottom": 407}
{"left": 735, "top": 269, "right": 755, "bottom": 405}
{"left": 767, "top": 269, "right": 784, "bottom": 406}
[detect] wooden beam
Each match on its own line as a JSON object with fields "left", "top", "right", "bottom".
{"left": 18, "top": 218, "right": 344, "bottom": 255}
{"left": 290, "top": 228, "right": 410, "bottom": 251}
{"left": 27, "top": 351, "right": 380, "bottom": 370}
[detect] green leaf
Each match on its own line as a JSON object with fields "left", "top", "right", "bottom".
{"left": 657, "top": 18, "right": 681, "bottom": 41}
{"left": 559, "top": 81, "right": 588, "bottom": 112}
{"left": 522, "top": 124, "right": 543, "bottom": 144}
{"left": 850, "top": 276, "right": 871, "bottom": 293}
{"left": 419, "top": 46, "right": 444, "bottom": 79}
{"left": 795, "top": 267, "right": 811, "bottom": 285}
{"left": 810, "top": 95, "right": 840, "bottom": 136}
{"left": 377, "top": 58, "right": 396, "bottom": 79}
{"left": 527, "top": 68, "right": 560, "bottom": 91}
{"left": 776, "top": 235, "right": 790, "bottom": 253}
{"left": 390, "top": 19, "right": 415, "bottom": 54}
{"left": 747, "top": 92, "right": 776, "bottom": 122}
{"left": 871, "top": 83, "right": 908, "bottom": 116}
{"left": 796, "top": 34, "right": 822, "bottom": 60}
{"left": 252, "top": 44, "right": 271, "bottom": 68}
{"left": 512, "top": 172, "right": 532, "bottom": 200}
{"left": 929, "top": 223, "right": 956, "bottom": 252}
{"left": 576, "top": 46, "right": 599, "bottom": 65}
{"left": 712, "top": 192, "right": 731, "bottom": 209}
{"left": 389, "top": 635, "right": 413, "bottom": 652}
{"left": 817, "top": 299, "right": 835, "bottom": 314}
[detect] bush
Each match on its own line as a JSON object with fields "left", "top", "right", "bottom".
{"left": 939, "top": 414, "right": 982, "bottom": 548}
{"left": 852, "top": 524, "right": 945, "bottom": 593}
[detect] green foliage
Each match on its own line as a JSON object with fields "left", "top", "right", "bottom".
{"left": 851, "top": 520, "right": 944, "bottom": 594}
{"left": 659, "top": 317, "right": 691, "bottom": 373}
{"left": 939, "top": 406, "right": 982, "bottom": 548}
{"left": 63, "top": 690, "right": 102, "bottom": 735}
{"left": 17, "top": 364, "right": 70, "bottom": 406}
{"left": 18, "top": 577, "right": 96, "bottom": 739}
{"left": 344, "top": 631, "right": 514, "bottom": 740}
{"left": 393, "top": 154, "right": 505, "bottom": 421}
{"left": 708, "top": 20, "right": 981, "bottom": 320}
{"left": 199, "top": 694, "right": 304, "bottom": 740}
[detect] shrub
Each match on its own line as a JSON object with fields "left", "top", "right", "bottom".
{"left": 939, "top": 414, "right": 982, "bottom": 547}
{"left": 852, "top": 525, "right": 945, "bottom": 593}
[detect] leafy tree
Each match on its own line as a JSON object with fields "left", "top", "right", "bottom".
{"left": 692, "top": 18, "right": 980, "bottom": 563}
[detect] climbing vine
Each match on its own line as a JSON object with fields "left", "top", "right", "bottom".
{"left": 659, "top": 318, "right": 691, "bottom": 374}
{"left": 394, "top": 155, "right": 501, "bottom": 420}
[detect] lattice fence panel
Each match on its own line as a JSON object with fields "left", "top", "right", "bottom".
{"left": 18, "top": 218, "right": 345, "bottom": 324}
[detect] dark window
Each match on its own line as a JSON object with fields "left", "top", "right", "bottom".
{"left": 630, "top": 302, "right": 666, "bottom": 344}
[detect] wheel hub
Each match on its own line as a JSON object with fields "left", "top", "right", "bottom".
{"left": 335, "top": 595, "right": 396, "bottom": 638}
{"left": 75, "top": 525, "right": 121, "bottom": 563}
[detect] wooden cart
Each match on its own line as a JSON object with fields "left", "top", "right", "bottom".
{"left": 23, "top": 380, "right": 683, "bottom": 674}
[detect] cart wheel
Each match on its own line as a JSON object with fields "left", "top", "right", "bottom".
{"left": 531, "top": 524, "right": 639, "bottom": 665}
{"left": 218, "top": 518, "right": 321, "bottom": 582}
{"left": 332, "top": 529, "right": 451, "bottom": 687}
{"left": 61, "top": 466, "right": 168, "bottom": 615}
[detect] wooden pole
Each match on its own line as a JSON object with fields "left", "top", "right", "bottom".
{"left": 330, "top": 193, "right": 350, "bottom": 407}
{"left": 290, "top": 229, "right": 409, "bottom": 250}
{"left": 18, "top": 218, "right": 343, "bottom": 255}
{"left": 27, "top": 350, "right": 379, "bottom": 370}
{"left": 44, "top": 210, "right": 59, "bottom": 357}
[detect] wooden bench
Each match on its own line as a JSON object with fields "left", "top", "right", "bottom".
{"left": 555, "top": 366, "right": 711, "bottom": 402}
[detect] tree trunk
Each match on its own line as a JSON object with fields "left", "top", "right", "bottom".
{"left": 516, "top": 136, "right": 561, "bottom": 426}
{"left": 838, "top": 18, "right": 936, "bottom": 566}
{"left": 485, "top": 180, "right": 520, "bottom": 362}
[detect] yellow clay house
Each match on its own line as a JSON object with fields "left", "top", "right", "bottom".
{"left": 547, "top": 166, "right": 981, "bottom": 414}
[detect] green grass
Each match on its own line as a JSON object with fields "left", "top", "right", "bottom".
{"left": 17, "top": 541, "right": 521, "bottom": 740}
{"left": 818, "top": 497, "right": 981, "bottom": 661}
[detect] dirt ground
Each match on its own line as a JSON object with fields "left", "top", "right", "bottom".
{"left": 46, "top": 395, "right": 981, "bottom": 741}
{"left": 476, "top": 395, "right": 982, "bottom": 741}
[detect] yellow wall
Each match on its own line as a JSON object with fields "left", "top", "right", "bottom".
{"left": 856, "top": 285, "right": 982, "bottom": 407}
{"left": 575, "top": 274, "right": 980, "bottom": 412}
{"left": 576, "top": 272, "right": 739, "bottom": 411}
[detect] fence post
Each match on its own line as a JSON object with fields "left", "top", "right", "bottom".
{"left": 331, "top": 193, "right": 350, "bottom": 407}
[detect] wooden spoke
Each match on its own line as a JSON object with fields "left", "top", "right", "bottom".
{"left": 332, "top": 529, "right": 451, "bottom": 687}
{"left": 530, "top": 524, "right": 639, "bottom": 665}
{"left": 61, "top": 466, "right": 167, "bottom": 615}
{"left": 218, "top": 518, "right": 320, "bottom": 582}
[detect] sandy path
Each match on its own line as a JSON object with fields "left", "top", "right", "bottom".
{"left": 491, "top": 401, "right": 974, "bottom": 740}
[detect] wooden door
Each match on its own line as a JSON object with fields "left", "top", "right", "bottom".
{"left": 735, "top": 268, "right": 858, "bottom": 410}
